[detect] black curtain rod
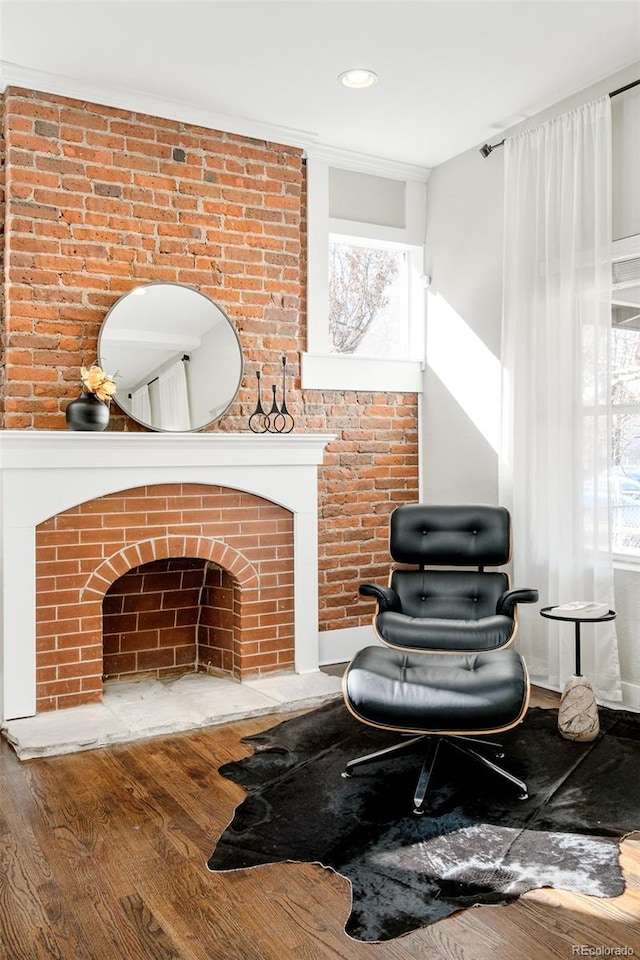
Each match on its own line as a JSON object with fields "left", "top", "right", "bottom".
{"left": 610, "top": 78, "right": 640, "bottom": 98}
{"left": 479, "top": 139, "right": 505, "bottom": 158}
{"left": 480, "top": 78, "right": 640, "bottom": 157}
{"left": 127, "top": 355, "right": 190, "bottom": 397}
{"left": 147, "top": 354, "right": 190, "bottom": 387}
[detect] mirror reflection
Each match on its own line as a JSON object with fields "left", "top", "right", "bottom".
{"left": 98, "top": 283, "right": 243, "bottom": 432}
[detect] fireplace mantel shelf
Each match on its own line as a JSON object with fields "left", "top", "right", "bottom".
{"left": 0, "top": 430, "right": 337, "bottom": 470}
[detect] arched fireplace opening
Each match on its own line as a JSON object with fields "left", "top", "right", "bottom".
{"left": 103, "top": 558, "right": 236, "bottom": 684}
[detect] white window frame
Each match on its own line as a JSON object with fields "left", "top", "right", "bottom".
{"left": 611, "top": 233, "right": 640, "bottom": 566}
{"left": 303, "top": 148, "right": 430, "bottom": 392}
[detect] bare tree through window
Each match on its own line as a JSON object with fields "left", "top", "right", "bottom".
{"left": 329, "top": 243, "right": 400, "bottom": 354}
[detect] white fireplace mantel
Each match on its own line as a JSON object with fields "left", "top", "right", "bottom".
{"left": 0, "top": 430, "right": 336, "bottom": 720}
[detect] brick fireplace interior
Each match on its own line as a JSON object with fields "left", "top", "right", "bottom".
{"left": 102, "top": 558, "right": 236, "bottom": 682}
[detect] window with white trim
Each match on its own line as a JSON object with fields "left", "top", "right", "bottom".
{"left": 611, "top": 85, "right": 640, "bottom": 559}
{"left": 611, "top": 237, "right": 640, "bottom": 557}
{"left": 328, "top": 235, "right": 424, "bottom": 360}
{"left": 303, "top": 150, "right": 429, "bottom": 392}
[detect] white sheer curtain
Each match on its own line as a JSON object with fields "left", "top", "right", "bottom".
{"left": 149, "top": 359, "right": 191, "bottom": 431}
{"left": 500, "top": 96, "right": 622, "bottom": 703}
{"left": 130, "top": 384, "right": 151, "bottom": 424}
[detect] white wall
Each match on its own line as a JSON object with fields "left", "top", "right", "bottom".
{"left": 188, "top": 320, "right": 242, "bottom": 427}
{"left": 422, "top": 142, "right": 505, "bottom": 505}
{"left": 422, "top": 62, "right": 640, "bottom": 702}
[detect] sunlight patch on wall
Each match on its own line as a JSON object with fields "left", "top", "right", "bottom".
{"left": 426, "top": 292, "right": 501, "bottom": 453}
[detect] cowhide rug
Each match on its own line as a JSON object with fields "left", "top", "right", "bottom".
{"left": 207, "top": 701, "right": 640, "bottom": 941}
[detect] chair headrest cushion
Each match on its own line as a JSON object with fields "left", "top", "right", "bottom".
{"left": 390, "top": 504, "right": 511, "bottom": 566}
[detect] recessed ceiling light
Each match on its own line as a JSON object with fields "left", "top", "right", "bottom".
{"left": 338, "top": 69, "right": 378, "bottom": 90}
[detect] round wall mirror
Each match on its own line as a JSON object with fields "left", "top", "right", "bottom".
{"left": 98, "top": 283, "right": 243, "bottom": 432}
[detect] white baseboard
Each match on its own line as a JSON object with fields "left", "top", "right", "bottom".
{"left": 319, "top": 625, "right": 380, "bottom": 665}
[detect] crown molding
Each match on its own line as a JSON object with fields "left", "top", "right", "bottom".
{"left": 0, "top": 60, "right": 319, "bottom": 151}
{"left": 304, "top": 143, "right": 430, "bottom": 183}
{"left": 0, "top": 60, "right": 430, "bottom": 182}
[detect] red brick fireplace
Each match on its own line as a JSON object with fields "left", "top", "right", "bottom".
{"left": 0, "top": 431, "right": 333, "bottom": 720}
{"left": 36, "top": 482, "right": 294, "bottom": 713}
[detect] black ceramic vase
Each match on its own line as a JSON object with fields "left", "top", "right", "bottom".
{"left": 65, "top": 392, "right": 110, "bottom": 431}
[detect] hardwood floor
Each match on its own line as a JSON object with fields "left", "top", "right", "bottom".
{"left": 0, "top": 687, "right": 638, "bottom": 960}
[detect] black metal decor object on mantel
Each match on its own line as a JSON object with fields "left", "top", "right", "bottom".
{"left": 65, "top": 392, "right": 110, "bottom": 431}
{"left": 277, "top": 356, "right": 294, "bottom": 434}
{"left": 248, "top": 370, "right": 269, "bottom": 433}
{"left": 248, "top": 357, "right": 294, "bottom": 434}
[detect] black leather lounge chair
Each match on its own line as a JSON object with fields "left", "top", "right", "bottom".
{"left": 342, "top": 504, "right": 538, "bottom": 815}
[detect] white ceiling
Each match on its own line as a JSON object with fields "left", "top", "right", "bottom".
{"left": 0, "top": 1, "right": 638, "bottom": 168}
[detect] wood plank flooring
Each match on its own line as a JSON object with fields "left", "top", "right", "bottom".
{"left": 0, "top": 687, "right": 638, "bottom": 960}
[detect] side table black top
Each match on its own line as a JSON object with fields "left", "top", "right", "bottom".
{"left": 540, "top": 606, "right": 616, "bottom": 676}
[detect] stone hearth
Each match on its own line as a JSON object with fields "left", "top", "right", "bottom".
{"left": 2, "top": 669, "right": 343, "bottom": 760}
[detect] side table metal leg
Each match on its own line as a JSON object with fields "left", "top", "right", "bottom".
{"left": 574, "top": 621, "right": 582, "bottom": 676}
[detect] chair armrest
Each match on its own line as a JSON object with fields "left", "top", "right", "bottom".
{"left": 496, "top": 588, "right": 539, "bottom": 617}
{"left": 359, "top": 583, "right": 401, "bottom": 613}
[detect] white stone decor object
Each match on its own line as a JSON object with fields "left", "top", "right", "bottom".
{"left": 558, "top": 674, "right": 600, "bottom": 742}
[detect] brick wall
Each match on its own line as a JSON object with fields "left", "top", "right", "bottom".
{"left": 1, "top": 87, "right": 419, "bottom": 653}
{"left": 198, "top": 566, "right": 236, "bottom": 673}
{"left": 0, "top": 91, "right": 5, "bottom": 421}
{"left": 36, "top": 484, "right": 294, "bottom": 711}
{"left": 1, "top": 87, "right": 303, "bottom": 432}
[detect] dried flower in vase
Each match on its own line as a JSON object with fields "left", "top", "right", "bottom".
{"left": 80, "top": 364, "right": 117, "bottom": 403}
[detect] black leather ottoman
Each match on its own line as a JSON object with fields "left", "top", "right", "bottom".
{"left": 342, "top": 646, "right": 530, "bottom": 814}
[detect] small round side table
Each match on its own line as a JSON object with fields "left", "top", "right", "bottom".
{"left": 540, "top": 606, "right": 616, "bottom": 742}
